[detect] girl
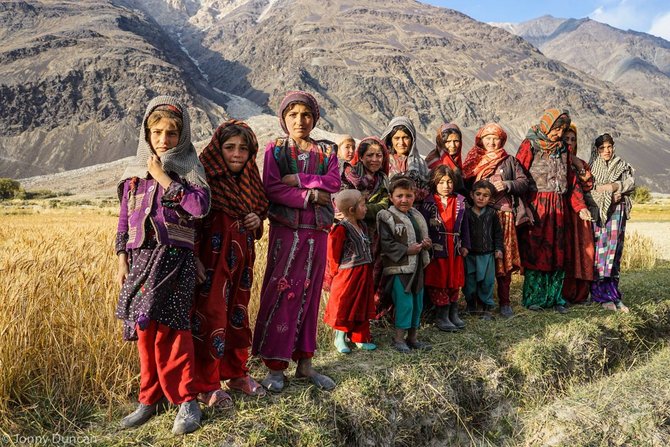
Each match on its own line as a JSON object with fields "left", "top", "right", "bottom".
{"left": 589, "top": 133, "right": 635, "bottom": 312}
{"left": 340, "top": 137, "right": 390, "bottom": 314}
{"left": 381, "top": 116, "right": 430, "bottom": 202}
{"left": 562, "top": 124, "right": 596, "bottom": 304}
{"left": 115, "top": 96, "right": 210, "bottom": 435}
{"left": 462, "top": 123, "right": 529, "bottom": 318}
{"left": 337, "top": 135, "right": 356, "bottom": 173}
{"left": 419, "top": 166, "right": 470, "bottom": 331}
{"left": 516, "top": 110, "right": 591, "bottom": 313}
{"left": 251, "top": 91, "right": 340, "bottom": 392}
{"left": 323, "top": 190, "right": 377, "bottom": 353}
{"left": 425, "top": 122, "right": 466, "bottom": 195}
{"left": 192, "top": 120, "right": 269, "bottom": 408}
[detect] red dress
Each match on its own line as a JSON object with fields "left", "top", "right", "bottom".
{"left": 424, "top": 195, "right": 465, "bottom": 305}
{"left": 323, "top": 224, "right": 375, "bottom": 343}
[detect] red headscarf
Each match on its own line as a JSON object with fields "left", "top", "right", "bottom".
{"left": 426, "top": 122, "right": 463, "bottom": 171}
{"left": 462, "top": 123, "right": 509, "bottom": 181}
{"left": 349, "top": 136, "right": 390, "bottom": 174}
{"left": 199, "top": 119, "right": 269, "bottom": 219}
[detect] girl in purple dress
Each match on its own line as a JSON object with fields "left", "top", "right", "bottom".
{"left": 251, "top": 91, "right": 341, "bottom": 392}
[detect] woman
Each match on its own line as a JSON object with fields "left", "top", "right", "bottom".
{"left": 516, "top": 109, "right": 591, "bottom": 313}
{"left": 381, "top": 116, "right": 430, "bottom": 201}
{"left": 251, "top": 91, "right": 340, "bottom": 392}
{"left": 425, "top": 122, "right": 466, "bottom": 195}
{"left": 589, "top": 133, "right": 635, "bottom": 312}
{"left": 561, "top": 124, "right": 595, "bottom": 305}
{"left": 462, "top": 123, "right": 529, "bottom": 318}
{"left": 340, "top": 137, "right": 390, "bottom": 315}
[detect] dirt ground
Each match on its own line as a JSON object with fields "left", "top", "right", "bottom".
{"left": 627, "top": 221, "right": 670, "bottom": 260}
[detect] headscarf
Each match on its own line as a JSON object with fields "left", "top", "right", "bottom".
{"left": 380, "top": 116, "right": 430, "bottom": 182}
{"left": 462, "top": 123, "right": 509, "bottom": 181}
{"left": 589, "top": 134, "right": 632, "bottom": 225}
{"left": 565, "top": 123, "right": 578, "bottom": 155}
{"left": 118, "top": 95, "right": 209, "bottom": 199}
{"left": 425, "top": 122, "right": 463, "bottom": 171}
{"left": 278, "top": 90, "right": 320, "bottom": 135}
{"left": 525, "top": 108, "right": 570, "bottom": 156}
{"left": 199, "top": 119, "right": 269, "bottom": 219}
{"left": 343, "top": 137, "right": 390, "bottom": 193}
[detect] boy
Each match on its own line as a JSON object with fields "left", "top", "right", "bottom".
{"left": 464, "top": 180, "right": 503, "bottom": 320}
{"left": 377, "top": 176, "right": 432, "bottom": 353}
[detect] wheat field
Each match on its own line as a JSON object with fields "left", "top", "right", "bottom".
{"left": 0, "top": 208, "right": 663, "bottom": 444}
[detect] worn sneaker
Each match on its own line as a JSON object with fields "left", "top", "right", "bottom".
{"left": 121, "top": 396, "right": 169, "bottom": 429}
{"left": 171, "top": 400, "right": 202, "bottom": 435}
{"left": 500, "top": 305, "right": 515, "bottom": 319}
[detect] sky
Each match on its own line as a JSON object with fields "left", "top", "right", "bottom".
{"left": 424, "top": 0, "right": 670, "bottom": 41}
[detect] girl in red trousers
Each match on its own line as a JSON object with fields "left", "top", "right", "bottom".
{"left": 193, "top": 120, "right": 269, "bottom": 407}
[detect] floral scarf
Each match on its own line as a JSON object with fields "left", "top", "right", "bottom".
{"left": 462, "top": 123, "right": 509, "bottom": 181}
{"left": 525, "top": 109, "right": 569, "bottom": 157}
{"left": 342, "top": 136, "right": 389, "bottom": 195}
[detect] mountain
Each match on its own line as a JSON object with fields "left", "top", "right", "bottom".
{"left": 0, "top": 0, "right": 229, "bottom": 178}
{"left": 492, "top": 15, "right": 670, "bottom": 111}
{"left": 3, "top": 1, "right": 670, "bottom": 192}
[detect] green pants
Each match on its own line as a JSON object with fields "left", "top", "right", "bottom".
{"left": 464, "top": 253, "right": 496, "bottom": 307}
{"left": 391, "top": 276, "right": 424, "bottom": 329}
{"left": 522, "top": 269, "right": 566, "bottom": 308}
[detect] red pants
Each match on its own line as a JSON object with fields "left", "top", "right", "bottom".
{"left": 562, "top": 277, "right": 590, "bottom": 304}
{"left": 427, "top": 287, "right": 460, "bottom": 305}
{"left": 193, "top": 347, "right": 250, "bottom": 393}
{"left": 496, "top": 274, "right": 512, "bottom": 306}
{"left": 137, "top": 321, "right": 197, "bottom": 405}
{"left": 263, "top": 351, "right": 313, "bottom": 371}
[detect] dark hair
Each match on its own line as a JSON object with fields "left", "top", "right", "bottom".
{"left": 429, "top": 165, "right": 457, "bottom": 194}
{"left": 389, "top": 175, "right": 416, "bottom": 194}
{"left": 471, "top": 179, "right": 495, "bottom": 196}
{"left": 282, "top": 100, "right": 313, "bottom": 118}
{"left": 385, "top": 125, "right": 413, "bottom": 148}
{"left": 550, "top": 114, "right": 571, "bottom": 131}
{"left": 442, "top": 127, "right": 462, "bottom": 141}
{"left": 217, "top": 124, "right": 257, "bottom": 154}
{"left": 358, "top": 140, "right": 383, "bottom": 157}
{"left": 595, "top": 133, "right": 615, "bottom": 148}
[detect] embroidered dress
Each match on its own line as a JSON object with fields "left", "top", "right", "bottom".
{"left": 252, "top": 138, "right": 340, "bottom": 364}
{"left": 323, "top": 221, "right": 375, "bottom": 342}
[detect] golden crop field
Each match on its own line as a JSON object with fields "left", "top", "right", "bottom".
{"left": 0, "top": 208, "right": 664, "bottom": 445}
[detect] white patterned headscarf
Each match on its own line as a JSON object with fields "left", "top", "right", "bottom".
{"left": 117, "top": 95, "right": 209, "bottom": 199}
{"left": 589, "top": 133, "right": 632, "bottom": 224}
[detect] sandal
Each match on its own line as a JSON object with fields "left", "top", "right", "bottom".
{"left": 295, "top": 371, "right": 336, "bottom": 391}
{"left": 615, "top": 301, "right": 630, "bottom": 313}
{"left": 601, "top": 302, "right": 617, "bottom": 311}
{"left": 406, "top": 339, "right": 432, "bottom": 351}
{"left": 196, "top": 389, "right": 233, "bottom": 409}
{"left": 227, "top": 375, "right": 267, "bottom": 397}
{"left": 391, "top": 339, "right": 411, "bottom": 353}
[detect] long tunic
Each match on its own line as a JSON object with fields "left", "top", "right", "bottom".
{"left": 252, "top": 140, "right": 340, "bottom": 362}
{"left": 193, "top": 212, "right": 260, "bottom": 362}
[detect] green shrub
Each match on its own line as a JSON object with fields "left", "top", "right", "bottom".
{"left": 0, "top": 178, "right": 21, "bottom": 200}
{"left": 632, "top": 186, "right": 651, "bottom": 204}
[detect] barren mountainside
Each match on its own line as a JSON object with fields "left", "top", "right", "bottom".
{"left": 2, "top": 0, "right": 670, "bottom": 191}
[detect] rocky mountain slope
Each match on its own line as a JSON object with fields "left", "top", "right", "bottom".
{"left": 3, "top": 1, "right": 670, "bottom": 191}
{"left": 493, "top": 15, "right": 670, "bottom": 111}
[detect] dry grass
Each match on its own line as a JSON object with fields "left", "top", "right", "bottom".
{"left": 621, "top": 230, "right": 658, "bottom": 271}
{"left": 1, "top": 209, "right": 670, "bottom": 446}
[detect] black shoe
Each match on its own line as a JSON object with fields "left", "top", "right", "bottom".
{"left": 121, "top": 396, "right": 169, "bottom": 429}
{"left": 449, "top": 303, "right": 466, "bottom": 329}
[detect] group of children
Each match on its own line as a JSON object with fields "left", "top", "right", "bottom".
{"left": 115, "top": 91, "right": 634, "bottom": 435}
